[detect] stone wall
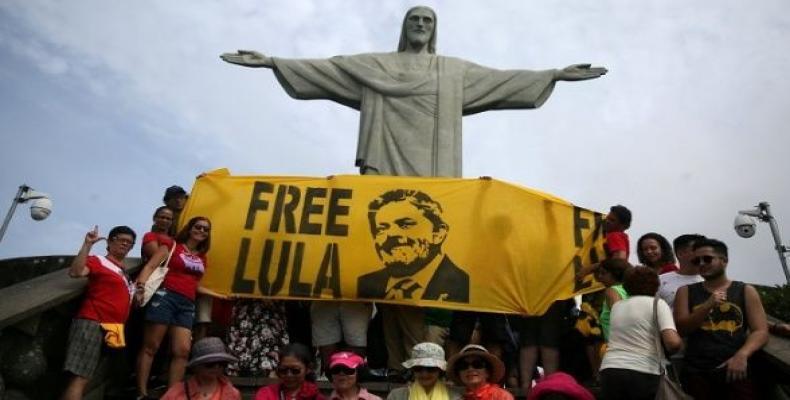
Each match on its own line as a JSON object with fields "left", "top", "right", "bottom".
{"left": 0, "top": 256, "right": 140, "bottom": 400}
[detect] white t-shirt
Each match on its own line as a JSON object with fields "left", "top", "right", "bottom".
{"left": 657, "top": 272, "right": 703, "bottom": 310}
{"left": 600, "top": 296, "right": 676, "bottom": 375}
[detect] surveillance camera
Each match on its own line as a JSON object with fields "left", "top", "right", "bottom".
{"left": 734, "top": 214, "right": 756, "bottom": 238}
{"left": 29, "top": 198, "right": 52, "bottom": 221}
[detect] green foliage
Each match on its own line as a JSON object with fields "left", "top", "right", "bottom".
{"left": 757, "top": 284, "right": 790, "bottom": 322}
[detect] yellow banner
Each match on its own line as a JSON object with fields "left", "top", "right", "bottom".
{"left": 181, "top": 171, "right": 604, "bottom": 315}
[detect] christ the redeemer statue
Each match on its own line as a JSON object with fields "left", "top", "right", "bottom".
{"left": 221, "top": 6, "right": 606, "bottom": 178}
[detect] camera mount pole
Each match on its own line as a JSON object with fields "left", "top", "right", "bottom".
{"left": 0, "top": 185, "right": 32, "bottom": 245}
{"left": 756, "top": 202, "right": 790, "bottom": 285}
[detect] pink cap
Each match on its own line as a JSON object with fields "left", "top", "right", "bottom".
{"left": 329, "top": 352, "right": 364, "bottom": 369}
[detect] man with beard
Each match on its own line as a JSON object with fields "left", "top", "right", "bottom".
{"left": 358, "top": 189, "right": 469, "bottom": 302}
{"left": 674, "top": 238, "right": 768, "bottom": 399}
{"left": 358, "top": 189, "right": 468, "bottom": 373}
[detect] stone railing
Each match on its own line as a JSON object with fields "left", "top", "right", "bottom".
{"left": 0, "top": 256, "right": 140, "bottom": 400}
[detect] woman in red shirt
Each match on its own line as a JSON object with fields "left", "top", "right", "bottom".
{"left": 140, "top": 206, "right": 174, "bottom": 263}
{"left": 135, "top": 216, "right": 214, "bottom": 399}
{"left": 254, "top": 343, "right": 325, "bottom": 400}
{"left": 636, "top": 233, "right": 679, "bottom": 275}
{"left": 447, "top": 345, "right": 513, "bottom": 400}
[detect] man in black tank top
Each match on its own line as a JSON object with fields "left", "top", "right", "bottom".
{"left": 673, "top": 238, "right": 769, "bottom": 400}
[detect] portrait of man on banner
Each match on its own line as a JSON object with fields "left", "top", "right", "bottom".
{"left": 357, "top": 189, "right": 469, "bottom": 303}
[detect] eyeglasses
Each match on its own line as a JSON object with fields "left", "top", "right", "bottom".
{"left": 455, "top": 359, "right": 487, "bottom": 371}
{"left": 328, "top": 366, "right": 357, "bottom": 376}
{"left": 412, "top": 366, "right": 440, "bottom": 373}
{"left": 276, "top": 366, "right": 303, "bottom": 376}
{"left": 691, "top": 255, "right": 719, "bottom": 266}
{"left": 193, "top": 224, "right": 211, "bottom": 232}
{"left": 111, "top": 237, "right": 135, "bottom": 246}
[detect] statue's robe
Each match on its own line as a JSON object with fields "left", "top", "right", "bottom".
{"left": 272, "top": 52, "right": 556, "bottom": 177}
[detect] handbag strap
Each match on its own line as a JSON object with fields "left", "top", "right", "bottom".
{"left": 159, "top": 242, "right": 177, "bottom": 269}
{"left": 652, "top": 295, "right": 667, "bottom": 375}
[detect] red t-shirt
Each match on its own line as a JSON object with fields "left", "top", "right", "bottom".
{"left": 605, "top": 231, "right": 630, "bottom": 259}
{"left": 254, "top": 383, "right": 325, "bottom": 400}
{"left": 76, "top": 255, "right": 134, "bottom": 323}
{"left": 162, "top": 243, "right": 206, "bottom": 301}
{"left": 141, "top": 231, "right": 174, "bottom": 262}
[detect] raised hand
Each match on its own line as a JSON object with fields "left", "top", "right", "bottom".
{"left": 556, "top": 64, "right": 608, "bottom": 81}
{"left": 83, "top": 225, "right": 105, "bottom": 247}
{"left": 220, "top": 50, "right": 273, "bottom": 68}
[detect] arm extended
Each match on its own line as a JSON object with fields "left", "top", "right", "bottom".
{"left": 68, "top": 226, "right": 103, "bottom": 278}
{"left": 220, "top": 50, "right": 274, "bottom": 68}
{"left": 554, "top": 64, "right": 607, "bottom": 81}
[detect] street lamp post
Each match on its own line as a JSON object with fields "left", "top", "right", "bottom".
{"left": 0, "top": 185, "right": 53, "bottom": 245}
{"left": 735, "top": 202, "right": 790, "bottom": 285}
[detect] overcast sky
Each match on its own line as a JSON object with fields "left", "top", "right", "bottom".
{"left": 1, "top": 0, "right": 789, "bottom": 285}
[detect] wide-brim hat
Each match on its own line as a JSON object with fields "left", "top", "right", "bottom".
{"left": 446, "top": 344, "right": 505, "bottom": 385}
{"left": 187, "top": 337, "right": 238, "bottom": 368}
{"left": 402, "top": 342, "right": 447, "bottom": 371}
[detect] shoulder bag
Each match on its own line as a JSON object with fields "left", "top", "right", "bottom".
{"left": 652, "top": 296, "right": 692, "bottom": 400}
{"left": 142, "top": 243, "right": 177, "bottom": 306}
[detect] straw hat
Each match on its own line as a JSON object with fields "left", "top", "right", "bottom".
{"left": 187, "top": 337, "right": 238, "bottom": 368}
{"left": 402, "top": 342, "right": 447, "bottom": 371}
{"left": 446, "top": 344, "right": 505, "bottom": 385}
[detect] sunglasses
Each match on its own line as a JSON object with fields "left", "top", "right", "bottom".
{"left": 691, "top": 255, "right": 719, "bottom": 266}
{"left": 455, "top": 359, "right": 487, "bottom": 371}
{"left": 203, "top": 361, "right": 227, "bottom": 368}
{"left": 412, "top": 366, "right": 441, "bottom": 373}
{"left": 193, "top": 224, "right": 211, "bottom": 232}
{"left": 276, "top": 366, "right": 304, "bottom": 376}
{"left": 329, "top": 366, "right": 357, "bottom": 376}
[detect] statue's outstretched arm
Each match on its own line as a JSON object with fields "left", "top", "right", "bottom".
{"left": 220, "top": 50, "right": 274, "bottom": 68}
{"left": 554, "top": 63, "right": 607, "bottom": 81}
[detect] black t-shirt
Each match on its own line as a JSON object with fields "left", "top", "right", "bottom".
{"left": 684, "top": 281, "right": 748, "bottom": 371}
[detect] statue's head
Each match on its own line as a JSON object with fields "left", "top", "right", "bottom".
{"left": 397, "top": 6, "right": 437, "bottom": 54}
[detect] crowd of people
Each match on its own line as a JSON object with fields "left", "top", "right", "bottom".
{"left": 58, "top": 186, "right": 786, "bottom": 400}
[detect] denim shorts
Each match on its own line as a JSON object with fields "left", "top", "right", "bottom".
{"left": 145, "top": 288, "right": 195, "bottom": 328}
